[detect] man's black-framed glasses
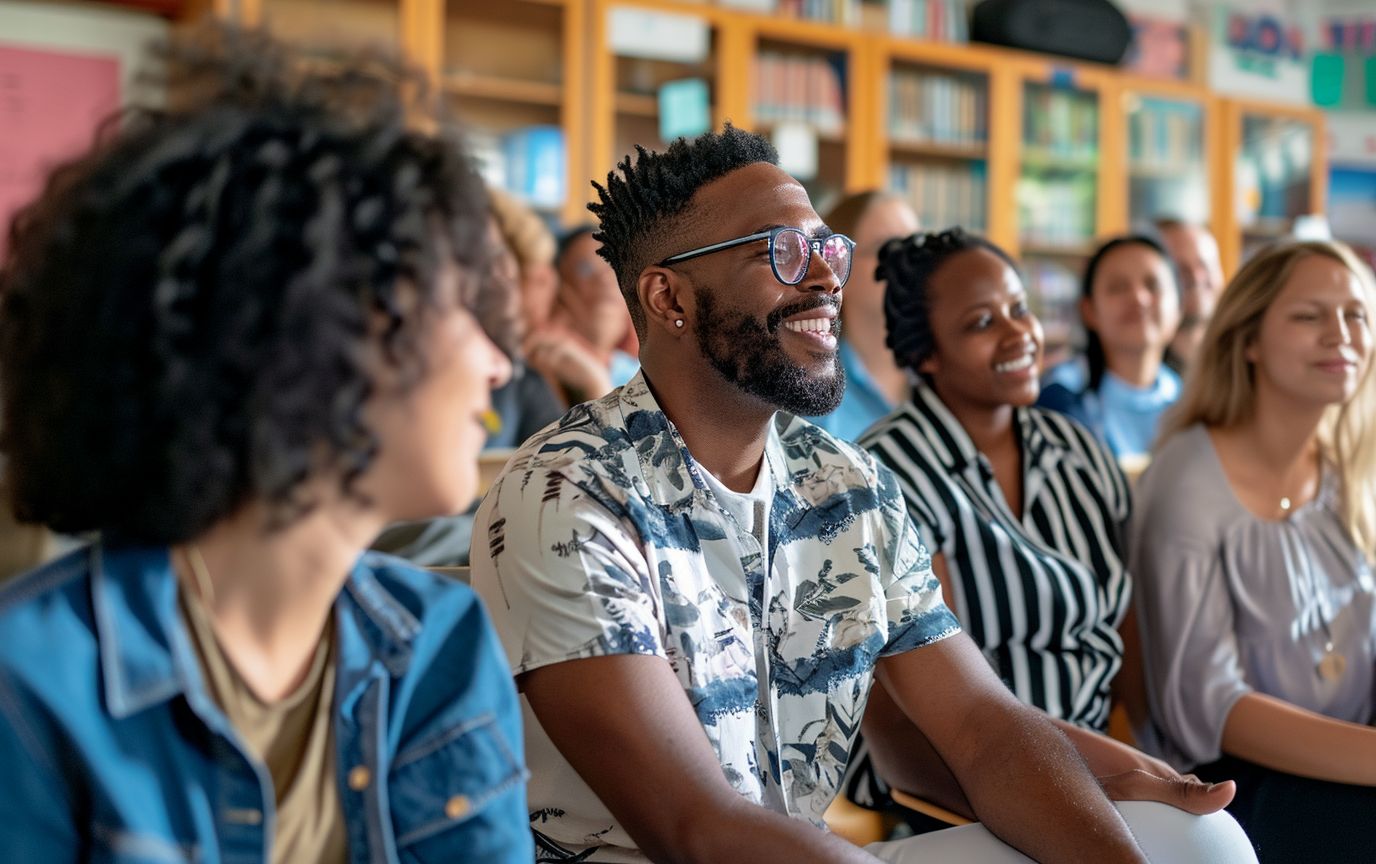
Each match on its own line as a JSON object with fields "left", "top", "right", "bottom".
{"left": 658, "top": 227, "right": 855, "bottom": 287}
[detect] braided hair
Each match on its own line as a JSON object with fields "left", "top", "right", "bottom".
{"left": 588, "top": 124, "right": 778, "bottom": 338}
{"left": 0, "top": 26, "right": 502, "bottom": 544}
{"left": 878, "top": 227, "right": 1016, "bottom": 372}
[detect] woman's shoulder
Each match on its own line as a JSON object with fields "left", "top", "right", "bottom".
{"left": 1134, "top": 425, "right": 1232, "bottom": 533}
{"left": 1041, "top": 357, "right": 1089, "bottom": 393}
{"left": 354, "top": 552, "right": 488, "bottom": 632}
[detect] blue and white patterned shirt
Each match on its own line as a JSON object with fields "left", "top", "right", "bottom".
{"left": 471, "top": 371, "right": 960, "bottom": 861}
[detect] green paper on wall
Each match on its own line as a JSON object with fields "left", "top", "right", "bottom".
{"left": 659, "top": 78, "right": 711, "bottom": 143}
{"left": 1311, "top": 53, "right": 1344, "bottom": 107}
{"left": 1367, "top": 57, "right": 1376, "bottom": 107}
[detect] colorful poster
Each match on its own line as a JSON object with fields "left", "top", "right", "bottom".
{"left": 0, "top": 42, "right": 120, "bottom": 258}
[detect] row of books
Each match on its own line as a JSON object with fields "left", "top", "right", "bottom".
{"left": 888, "top": 160, "right": 987, "bottom": 232}
{"left": 887, "top": 0, "right": 969, "bottom": 43}
{"left": 753, "top": 51, "right": 847, "bottom": 134}
{"left": 888, "top": 69, "right": 986, "bottom": 145}
{"left": 1023, "top": 85, "right": 1099, "bottom": 164}
{"left": 775, "top": 0, "right": 860, "bottom": 25}
{"left": 1128, "top": 99, "right": 1204, "bottom": 173}
{"left": 1016, "top": 174, "right": 1095, "bottom": 247}
{"left": 1022, "top": 260, "right": 1083, "bottom": 353}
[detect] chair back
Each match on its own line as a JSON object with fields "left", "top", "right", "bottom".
{"left": 428, "top": 566, "right": 472, "bottom": 585}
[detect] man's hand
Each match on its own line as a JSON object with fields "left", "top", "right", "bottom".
{"left": 872, "top": 633, "right": 1151, "bottom": 864}
{"left": 1051, "top": 718, "right": 1236, "bottom": 816}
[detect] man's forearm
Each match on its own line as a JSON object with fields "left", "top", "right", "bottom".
{"left": 664, "top": 797, "right": 880, "bottom": 864}
{"left": 959, "top": 702, "right": 1149, "bottom": 864}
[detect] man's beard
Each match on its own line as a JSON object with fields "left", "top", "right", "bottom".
{"left": 694, "top": 288, "right": 845, "bottom": 416}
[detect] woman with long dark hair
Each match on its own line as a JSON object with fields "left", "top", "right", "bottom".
{"left": 1038, "top": 236, "right": 1182, "bottom": 459}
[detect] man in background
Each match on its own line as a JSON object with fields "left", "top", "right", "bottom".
{"left": 1156, "top": 219, "right": 1225, "bottom": 374}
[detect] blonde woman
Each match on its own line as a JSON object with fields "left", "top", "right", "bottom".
{"left": 1131, "top": 241, "right": 1376, "bottom": 863}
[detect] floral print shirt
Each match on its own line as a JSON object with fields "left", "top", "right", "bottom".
{"left": 471, "top": 371, "right": 960, "bottom": 861}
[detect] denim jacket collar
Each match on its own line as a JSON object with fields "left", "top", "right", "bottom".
{"left": 91, "top": 541, "right": 422, "bottom": 720}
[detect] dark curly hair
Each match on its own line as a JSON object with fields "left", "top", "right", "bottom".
{"left": 588, "top": 124, "right": 778, "bottom": 338}
{"left": 1080, "top": 234, "right": 1175, "bottom": 391}
{"left": 878, "top": 227, "right": 1017, "bottom": 371}
{"left": 0, "top": 26, "right": 509, "bottom": 545}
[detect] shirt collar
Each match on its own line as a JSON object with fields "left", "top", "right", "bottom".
{"left": 614, "top": 369, "right": 792, "bottom": 508}
{"left": 93, "top": 542, "right": 419, "bottom": 719}
{"left": 911, "top": 382, "right": 1066, "bottom": 480}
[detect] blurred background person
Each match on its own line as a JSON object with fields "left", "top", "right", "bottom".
{"left": 0, "top": 28, "right": 531, "bottom": 862}
{"left": 1038, "top": 235, "right": 1183, "bottom": 461}
{"left": 813, "top": 191, "right": 920, "bottom": 440}
{"left": 1156, "top": 219, "right": 1225, "bottom": 375}
{"left": 1131, "top": 240, "right": 1376, "bottom": 864}
{"left": 543, "top": 224, "right": 640, "bottom": 398}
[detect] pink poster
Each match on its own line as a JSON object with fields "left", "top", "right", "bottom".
{"left": 0, "top": 43, "right": 121, "bottom": 259}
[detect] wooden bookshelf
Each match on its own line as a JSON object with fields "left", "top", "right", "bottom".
{"left": 1215, "top": 98, "right": 1326, "bottom": 277}
{"left": 216, "top": 0, "right": 1328, "bottom": 280}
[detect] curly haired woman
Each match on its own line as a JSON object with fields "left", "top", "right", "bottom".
{"left": 0, "top": 28, "right": 530, "bottom": 863}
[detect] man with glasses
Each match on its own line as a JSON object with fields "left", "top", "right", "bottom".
{"left": 470, "top": 127, "right": 1248, "bottom": 863}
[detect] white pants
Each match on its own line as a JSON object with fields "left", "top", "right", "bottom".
{"left": 865, "top": 801, "right": 1257, "bottom": 864}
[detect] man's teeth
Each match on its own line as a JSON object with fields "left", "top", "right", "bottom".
{"left": 784, "top": 318, "right": 832, "bottom": 333}
{"left": 994, "top": 354, "right": 1034, "bottom": 373}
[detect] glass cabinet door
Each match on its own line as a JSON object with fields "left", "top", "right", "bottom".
{"left": 1236, "top": 113, "right": 1314, "bottom": 259}
{"left": 1127, "top": 95, "right": 1207, "bottom": 225}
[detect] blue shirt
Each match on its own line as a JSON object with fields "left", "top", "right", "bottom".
{"left": 471, "top": 370, "right": 959, "bottom": 860}
{"left": 0, "top": 542, "right": 533, "bottom": 864}
{"left": 812, "top": 339, "right": 897, "bottom": 442}
{"left": 1037, "top": 359, "right": 1181, "bottom": 459}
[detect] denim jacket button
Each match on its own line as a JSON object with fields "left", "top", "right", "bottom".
{"left": 348, "top": 766, "right": 371, "bottom": 791}
{"left": 444, "top": 795, "right": 471, "bottom": 820}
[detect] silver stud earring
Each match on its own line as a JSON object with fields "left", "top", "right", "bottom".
{"left": 674, "top": 319, "right": 684, "bottom": 328}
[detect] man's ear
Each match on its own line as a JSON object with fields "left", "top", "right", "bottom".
{"left": 639, "top": 267, "right": 688, "bottom": 336}
{"left": 917, "top": 353, "right": 938, "bottom": 377}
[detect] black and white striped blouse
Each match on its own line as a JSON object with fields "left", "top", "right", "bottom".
{"left": 858, "top": 383, "right": 1132, "bottom": 730}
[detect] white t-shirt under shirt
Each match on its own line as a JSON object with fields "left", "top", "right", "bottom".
{"left": 697, "top": 460, "right": 774, "bottom": 582}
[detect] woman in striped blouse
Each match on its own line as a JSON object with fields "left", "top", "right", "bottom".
{"left": 845, "top": 228, "right": 1233, "bottom": 826}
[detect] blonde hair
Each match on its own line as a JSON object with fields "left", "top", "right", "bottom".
{"left": 487, "top": 187, "right": 555, "bottom": 274}
{"left": 1161, "top": 240, "right": 1376, "bottom": 558}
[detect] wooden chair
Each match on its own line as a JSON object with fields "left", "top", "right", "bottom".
{"left": 889, "top": 789, "right": 974, "bottom": 827}
{"left": 477, "top": 448, "right": 516, "bottom": 499}
{"left": 427, "top": 566, "right": 472, "bottom": 584}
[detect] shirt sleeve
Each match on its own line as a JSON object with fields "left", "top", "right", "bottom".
{"left": 1131, "top": 513, "right": 1252, "bottom": 770}
{"left": 873, "top": 464, "right": 962, "bottom": 657}
{"left": 470, "top": 467, "right": 667, "bottom": 677}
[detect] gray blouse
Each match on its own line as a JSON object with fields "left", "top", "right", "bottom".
{"left": 1130, "top": 424, "right": 1376, "bottom": 770}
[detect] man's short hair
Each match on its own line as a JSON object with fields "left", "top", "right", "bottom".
{"left": 588, "top": 124, "right": 778, "bottom": 338}
{"left": 0, "top": 26, "right": 505, "bottom": 544}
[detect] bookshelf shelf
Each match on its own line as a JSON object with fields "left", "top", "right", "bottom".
{"left": 444, "top": 74, "right": 563, "bottom": 107}
{"left": 889, "top": 139, "right": 987, "bottom": 160}
{"left": 1127, "top": 161, "right": 1200, "bottom": 179}
{"left": 1020, "top": 241, "right": 1098, "bottom": 258}
{"left": 615, "top": 92, "right": 660, "bottom": 118}
{"left": 1021, "top": 150, "right": 1098, "bottom": 173}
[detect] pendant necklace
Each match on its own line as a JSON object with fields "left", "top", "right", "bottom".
{"left": 1317, "top": 615, "right": 1347, "bottom": 681}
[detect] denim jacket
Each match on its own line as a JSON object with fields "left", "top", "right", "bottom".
{"left": 0, "top": 542, "right": 532, "bottom": 864}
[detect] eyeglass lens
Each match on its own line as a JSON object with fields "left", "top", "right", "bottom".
{"left": 772, "top": 230, "right": 852, "bottom": 285}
